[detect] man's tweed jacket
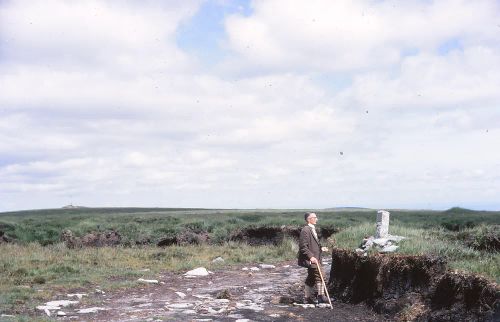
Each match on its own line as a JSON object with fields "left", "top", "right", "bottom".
{"left": 297, "top": 225, "right": 322, "bottom": 268}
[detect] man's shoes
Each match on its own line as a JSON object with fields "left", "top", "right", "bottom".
{"left": 317, "top": 295, "right": 330, "bottom": 304}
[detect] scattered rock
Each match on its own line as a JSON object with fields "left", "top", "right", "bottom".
{"left": 175, "top": 291, "right": 186, "bottom": 299}
{"left": 259, "top": 264, "right": 276, "bottom": 269}
{"left": 138, "top": 278, "right": 159, "bottom": 284}
{"left": 77, "top": 307, "right": 107, "bottom": 314}
{"left": 57, "top": 311, "right": 66, "bottom": 316}
{"left": 168, "top": 303, "right": 193, "bottom": 309}
{"left": 379, "top": 245, "right": 399, "bottom": 253}
{"left": 212, "top": 256, "right": 224, "bottom": 263}
{"left": 184, "top": 267, "right": 210, "bottom": 277}
{"left": 67, "top": 293, "right": 87, "bottom": 300}
{"left": 249, "top": 267, "right": 260, "bottom": 271}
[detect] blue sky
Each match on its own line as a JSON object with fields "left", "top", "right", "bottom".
{"left": 0, "top": 0, "right": 499, "bottom": 212}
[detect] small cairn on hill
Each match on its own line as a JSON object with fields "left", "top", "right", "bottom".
{"left": 356, "top": 210, "right": 406, "bottom": 255}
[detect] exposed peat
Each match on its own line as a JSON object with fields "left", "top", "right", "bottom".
{"left": 328, "top": 248, "right": 499, "bottom": 321}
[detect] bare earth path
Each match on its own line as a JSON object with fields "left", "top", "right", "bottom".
{"left": 46, "top": 259, "right": 386, "bottom": 321}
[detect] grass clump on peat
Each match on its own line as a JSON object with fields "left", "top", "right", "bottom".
{"left": 334, "top": 222, "right": 500, "bottom": 283}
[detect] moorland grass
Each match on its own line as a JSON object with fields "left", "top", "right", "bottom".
{"left": 0, "top": 207, "right": 498, "bottom": 316}
{"left": 0, "top": 239, "right": 298, "bottom": 314}
{"left": 1, "top": 207, "right": 499, "bottom": 245}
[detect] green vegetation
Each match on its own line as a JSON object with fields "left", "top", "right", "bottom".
{"left": 0, "top": 240, "right": 297, "bottom": 314}
{"left": 0, "top": 207, "right": 498, "bottom": 315}
{"left": 1, "top": 207, "right": 498, "bottom": 245}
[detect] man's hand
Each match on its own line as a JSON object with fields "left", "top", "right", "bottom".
{"left": 310, "top": 257, "right": 318, "bottom": 264}
{"left": 321, "top": 246, "right": 329, "bottom": 252}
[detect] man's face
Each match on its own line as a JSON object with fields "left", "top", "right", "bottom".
{"left": 307, "top": 213, "right": 318, "bottom": 225}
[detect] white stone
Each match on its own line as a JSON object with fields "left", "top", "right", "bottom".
{"left": 175, "top": 292, "right": 186, "bottom": 299}
{"left": 236, "top": 319, "right": 251, "bottom": 322}
{"left": 187, "top": 288, "right": 192, "bottom": 291}
{"left": 138, "top": 278, "right": 159, "bottom": 284}
{"left": 387, "top": 234, "right": 406, "bottom": 242}
{"left": 376, "top": 210, "right": 390, "bottom": 238}
{"left": 293, "top": 303, "right": 315, "bottom": 308}
{"left": 227, "top": 314, "right": 245, "bottom": 319}
{"left": 373, "top": 238, "right": 389, "bottom": 246}
{"left": 212, "top": 257, "right": 224, "bottom": 263}
{"left": 380, "top": 245, "right": 399, "bottom": 253}
{"left": 213, "top": 299, "right": 230, "bottom": 304}
{"left": 184, "top": 267, "right": 209, "bottom": 277}
{"left": 259, "top": 264, "right": 276, "bottom": 269}
{"left": 241, "top": 267, "right": 249, "bottom": 271}
{"left": 68, "top": 293, "right": 87, "bottom": 299}
{"left": 139, "top": 268, "right": 150, "bottom": 272}
{"left": 57, "top": 311, "right": 66, "bottom": 316}
{"left": 168, "top": 303, "right": 193, "bottom": 309}
{"left": 283, "top": 265, "right": 290, "bottom": 268}
{"left": 46, "top": 300, "right": 79, "bottom": 308}
{"left": 77, "top": 307, "right": 106, "bottom": 314}
{"left": 182, "top": 309, "right": 196, "bottom": 314}
{"left": 249, "top": 267, "right": 260, "bottom": 271}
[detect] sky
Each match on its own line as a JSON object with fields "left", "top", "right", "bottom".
{"left": 1, "top": 0, "right": 499, "bottom": 212}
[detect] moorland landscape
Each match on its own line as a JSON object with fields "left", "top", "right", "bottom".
{"left": 0, "top": 207, "right": 498, "bottom": 321}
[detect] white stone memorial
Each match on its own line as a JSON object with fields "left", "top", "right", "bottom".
{"left": 375, "top": 210, "right": 390, "bottom": 238}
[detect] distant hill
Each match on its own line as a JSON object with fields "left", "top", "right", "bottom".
{"left": 62, "top": 204, "right": 88, "bottom": 209}
{"left": 444, "top": 207, "right": 479, "bottom": 214}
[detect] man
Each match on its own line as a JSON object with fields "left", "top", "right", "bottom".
{"left": 297, "top": 212, "right": 329, "bottom": 304}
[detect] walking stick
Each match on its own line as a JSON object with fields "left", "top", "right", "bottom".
{"left": 316, "top": 264, "right": 333, "bottom": 310}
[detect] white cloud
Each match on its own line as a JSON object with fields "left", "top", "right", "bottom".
{"left": 0, "top": 0, "right": 499, "bottom": 211}
{"left": 224, "top": 0, "right": 500, "bottom": 72}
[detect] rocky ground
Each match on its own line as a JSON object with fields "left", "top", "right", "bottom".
{"left": 31, "top": 259, "right": 386, "bottom": 321}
